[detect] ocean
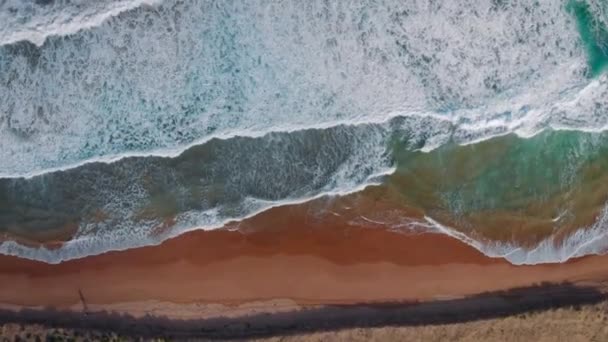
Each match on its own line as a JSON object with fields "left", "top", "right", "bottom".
{"left": 0, "top": 0, "right": 607, "bottom": 264}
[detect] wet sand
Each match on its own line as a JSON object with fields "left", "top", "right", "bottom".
{"left": 1, "top": 201, "right": 608, "bottom": 323}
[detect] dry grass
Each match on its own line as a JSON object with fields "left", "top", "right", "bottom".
{"left": 257, "top": 302, "right": 608, "bottom": 342}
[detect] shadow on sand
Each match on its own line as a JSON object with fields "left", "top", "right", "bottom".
{"left": 0, "top": 282, "right": 605, "bottom": 339}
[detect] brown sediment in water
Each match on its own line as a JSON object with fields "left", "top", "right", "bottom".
{"left": 0, "top": 220, "right": 79, "bottom": 251}
{"left": 1, "top": 195, "right": 608, "bottom": 321}
{"left": 385, "top": 133, "right": 608, "bottom": 248}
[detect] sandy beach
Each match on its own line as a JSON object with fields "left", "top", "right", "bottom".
{"left": 1, "top": 201, "right": 608, "bottom": 325}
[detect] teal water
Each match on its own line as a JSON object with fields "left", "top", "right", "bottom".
{"left": 569, "top": 0, "right": 608, "bottom": 76}
{"left": 389, "top": 129, "right": 608, "bottom": 244}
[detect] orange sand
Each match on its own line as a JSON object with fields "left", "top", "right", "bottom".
{"left": 1, "top": 202, "right": 608, "bottom": 319}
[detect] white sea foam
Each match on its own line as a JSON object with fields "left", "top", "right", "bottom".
{"left": 1, "top": 0, "right": 603, "bottom": 177}
{"left": 0, "top": 0, "right": 162, "bottom": 47}
{"left": 424, "top": 208, "right": 608, "bottom": 265}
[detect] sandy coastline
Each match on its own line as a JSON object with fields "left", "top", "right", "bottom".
{"left": 1, "top": 202, "right": 608, "bottom": 324}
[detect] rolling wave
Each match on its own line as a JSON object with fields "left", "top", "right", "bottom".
{"left": 0, "top": 0, "right": 161, "bottom": 47}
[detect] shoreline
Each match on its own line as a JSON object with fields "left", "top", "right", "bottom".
{"left": 2, "top": 202, "right": 608, "bottom": 319}
{"left": 2, "top": 201, "right": 608, "bottom": 338}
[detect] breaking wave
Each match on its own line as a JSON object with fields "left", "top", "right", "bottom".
{"left": 1, "top": 0, "right": 606, "bottom": 177}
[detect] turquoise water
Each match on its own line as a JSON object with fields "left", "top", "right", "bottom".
{"left": 390, "top": 130, "right": 608, "bottom": 242}
{"left": 568, "top": 0, "right": 608, "bottom": 76}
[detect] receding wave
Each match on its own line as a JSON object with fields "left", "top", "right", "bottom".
{"left": 0, "top": 122, "right": 396, "bottom": 263}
